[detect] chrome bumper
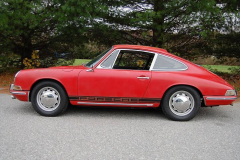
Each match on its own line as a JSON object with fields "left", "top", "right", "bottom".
{"left": 9, "top": 84, "right": 29, "bottom": 101}
{"left": 9, "top": 84, "right": 13, "bottom": 93}
{"left": 203, "top": 95, "right": 237, "bottom": 106}
{"left": 9, "top": 84, "right": 26, "bottom": 95}
{"left": 205, "top": 96, "right": 237, "bottom": 100}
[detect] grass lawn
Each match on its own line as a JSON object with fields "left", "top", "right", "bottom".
{"left": 73, "top": 59, "right": 91, "bottom": 66}
{"left": 202, "top": 65, "right": 240, "bottom": 73}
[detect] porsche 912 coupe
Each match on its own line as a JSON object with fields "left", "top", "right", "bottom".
{"left": 10, "top": 45, "right": 237, "bottom": 120}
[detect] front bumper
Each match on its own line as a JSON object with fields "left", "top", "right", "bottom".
{"left": 203, "top": 95, "right": 237, "bottom": 106}
{"left": 9, "top": 84, "right": 29, "bottom": 101}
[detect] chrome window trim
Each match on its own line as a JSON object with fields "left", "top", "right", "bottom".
{"left": 151, "top": 68, "right": 188, "bottom": 71}
{"left": 149, "top": 53, "right": 158, "bottom": 70}
{"left": 77, "top": 102, "right": 154, "bottom": 106}
{"left": 151, "top": 54, "right": 188, "bottom": 71}
{"left": 110, "top": 49, "right": 121, "bottom": 69}
{"left": 98, "top": 49, "right": 157, "bottom": 70}
{"left": 97, "top": 49, "right": 120, "bottom": 69}
{"left": 97, "top": 48, "right": 188, "bottom": 71}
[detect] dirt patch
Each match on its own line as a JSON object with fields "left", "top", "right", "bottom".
{"left": 0, "top": 73, "right": 14, "bottom": 94}
{"left": 0, "top": 88, "right": 11, "bottom": 94}
{"left": 234, "top": 97, "right": 240, "bottom": 103}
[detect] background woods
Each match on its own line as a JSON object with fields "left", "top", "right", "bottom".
{"left": 0, "top": 0, "right": 239, "bottom": 68}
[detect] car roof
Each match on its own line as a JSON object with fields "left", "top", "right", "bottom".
{"left": 113, "top": 44, "right": 168, "bottom": 54}
{"left": 112, "top": 44, "right": 194, "bottom": 66}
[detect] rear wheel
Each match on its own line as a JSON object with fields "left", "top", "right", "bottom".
{"left": 162, "top": 86, "right": 201, "bottom": 121}
{"left": 31, "top": 81, "right": 69, "bottom": 116}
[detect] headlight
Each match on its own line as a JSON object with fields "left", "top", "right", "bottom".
{"left": 225, "top": 90, "right": 237, "bottom": 96}
{"left": 14, "top": 71, "right": 21, "bottom": 83}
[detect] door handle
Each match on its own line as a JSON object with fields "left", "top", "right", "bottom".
{"left": 137, "top": 77, "right": 150, "bottom": 79}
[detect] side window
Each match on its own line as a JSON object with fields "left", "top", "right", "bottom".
{"left": 113, "top": 50, "right": 154, "bottom": 70}
{"left": 100, "top": 50, "right": 119, "bottom": 68}
{"left": 153, "top": 55, "right": 187, "bottom": 70}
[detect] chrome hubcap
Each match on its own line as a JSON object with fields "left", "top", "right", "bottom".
{"left": 37, "top": 87, "right": 61, "bottom": 111}
{"left": 169, "top": 91, "right": 194, "bottom": 116}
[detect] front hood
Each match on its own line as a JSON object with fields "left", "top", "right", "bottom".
{"left": 14, "top": 65, "right": 88, "bottom": 91}
{"left": 19, "top": 65, "right": 88, "bottom": 73}
{"left": 48, "top": 65, "right": 88, "bottom": 72}
{"left": 48, "top": 65, "right": 88, "bottom": 69}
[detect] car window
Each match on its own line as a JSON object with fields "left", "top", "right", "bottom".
{"left": 152, "top": 55, "right": 187, "bottom": 70}
{"left": 100, "top": 50, "right": 119, "bottom": 68}
{"left": 85, "top": 47, "right": 112, "bottom": 67}
{"left": 113, "top": 50, "right": 154, "bottom": 70}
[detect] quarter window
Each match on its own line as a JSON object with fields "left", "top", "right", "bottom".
{"left": 100, "top": 50, "right": 119, "bottom": 68}
{"left": 152, "top": 55, "right": 187, "bottom": 70}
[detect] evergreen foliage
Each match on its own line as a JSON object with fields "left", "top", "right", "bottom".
{"left": 0, "top": 0, "right": 239, "bottom": 67}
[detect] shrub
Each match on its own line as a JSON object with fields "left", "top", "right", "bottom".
{"left": 23, "top": 50, "right": 41, "bottom": 69}
{"left": 55, "top": 59, "right": 74, "bottom": 66}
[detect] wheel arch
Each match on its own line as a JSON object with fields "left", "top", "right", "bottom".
{"left": 161, "top": 84, "right": 204, "bottom": 106}
{"left": 29, "top": 79, "right": 68, "bottom": 102}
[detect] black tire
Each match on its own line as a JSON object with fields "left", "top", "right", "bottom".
{"left": 161, "top": 86, "right": 201, "bottom": 121}
{"left": 31, "top": 81, "right": 69, "bottom": 116}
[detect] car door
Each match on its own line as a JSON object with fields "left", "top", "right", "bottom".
{"left": 78, "top": 49, "right": 155, "bottom": 99}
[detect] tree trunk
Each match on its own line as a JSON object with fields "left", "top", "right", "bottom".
{"left": 20, "top": 48, "right": 32, "bottom": 68}
{"left": 152, "top": 0, "right": 165, "bottom": 48}
{"left": 19, "top": 34, "right": 33, "bottom": 68}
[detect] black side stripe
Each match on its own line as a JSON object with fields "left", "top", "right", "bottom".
{"left": 69, "top": 96, "right": 161, "bottom": 103}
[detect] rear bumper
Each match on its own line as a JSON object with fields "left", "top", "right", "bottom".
{"left": 9, "top": 84, "right": 29, "bottom": 101}
{"left": 203, "top": 96, "right": 237, "bottom": 106}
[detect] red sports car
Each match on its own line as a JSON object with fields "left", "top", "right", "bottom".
{"left": 10, "top": 45, "right": 237, "bottom": 121}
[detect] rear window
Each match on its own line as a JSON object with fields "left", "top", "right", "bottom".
{"left": 152, "top": 55, "right": 187, "bottom": 70}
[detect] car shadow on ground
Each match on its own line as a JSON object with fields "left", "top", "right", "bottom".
{"left": 64, "top": 105, "right": 165, "bottom": 120}
{"left": 12, "top": 102, "right": 235, "bottom": 122}
{"left": 64, "top": 105, "right": 233, "bottom": 121}
{"left": 11, "top": 102, "right": 166, "bottom": 120}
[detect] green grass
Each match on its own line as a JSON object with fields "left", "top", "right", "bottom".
{"left": 73, "top": 59, "right": 91, "bottom": 66}
{"left": 202, "top": 65, "right": 240, "bottom": 73}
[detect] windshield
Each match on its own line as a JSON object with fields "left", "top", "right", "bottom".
{"left": 85, "top": 47, "right": 112, "bottom": 68}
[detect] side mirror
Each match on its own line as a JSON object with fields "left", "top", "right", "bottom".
{"left": 86, "top": 68, "right": 94, "bottom": 72}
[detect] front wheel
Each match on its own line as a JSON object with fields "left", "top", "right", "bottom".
{"left": 161, "top": 86, "right": 201, "bottom": 121}
{"left": 31, "top": 81, "right": 69, "bottom": 116}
